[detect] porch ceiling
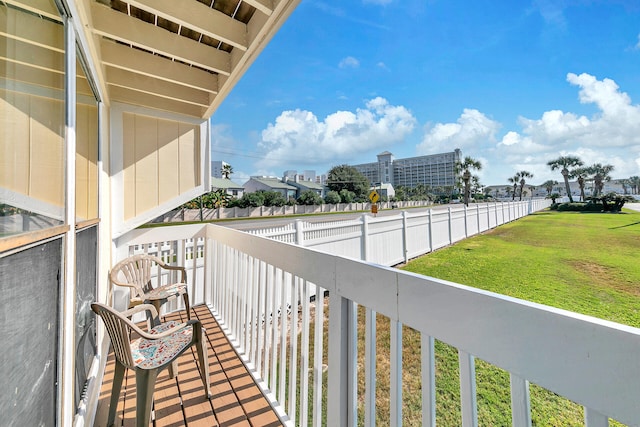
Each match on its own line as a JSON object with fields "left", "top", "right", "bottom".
{"left": 3, "top": 0, "right": 300, "bottom": 119}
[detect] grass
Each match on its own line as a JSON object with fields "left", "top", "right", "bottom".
{"left": 355, "top": 209, "right": 640, "bottom": 426}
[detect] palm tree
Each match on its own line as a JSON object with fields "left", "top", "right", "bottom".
{"left": 620, "top": 179, "right": 631, "bottom": 195}
{"left": 547, "top": 156, "right": 584, "bottom": 203}
{"left": 587, "top": 163, "right": 614, "bottom": 198}
{"left": 507, "top": 174, "right": 519, "bottom": 201}
{"left": 221, "top": 163, "right": 233, "bottom": 179}
{"left": 541, "top": 180, "right": 558, "bottom": 196}
{"left": 571, "top": 167, "right": 590, "bottom": 201}
{"left": 516, "top": 171, "right": 533, "bottom": 201}
{"left": 457, "top": 157, "right": 482, "bottom": 206}
{"left": 504, "top": 186, "right": 513, "bottom": 199}
{"left": 629, "top": 176, "right": 640, "bottom": 195}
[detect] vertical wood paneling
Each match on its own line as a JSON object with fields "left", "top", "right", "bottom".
{"left": 30, "top": 96, "right": 64, "bottom": 206}
{"left": 75, "top": 110, "right": 89, "bottom": 220}
{"left": 134, "top": 114, "right": 158, "bottom": 215}
{"left": 0, "top": 91, "right": 31, "bottom": 194}
{"left": 157, "top": 119, "right": 180, "bottom": 204}
{"left": 178, "top": 123, "right": 199, "bottom": 193}
{"left": 122, "top": 113, "right": 136, "bottom": 220}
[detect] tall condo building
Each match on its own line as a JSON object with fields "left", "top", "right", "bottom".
{"left": 352, "top": 149, "right": 462, "bottom": 189}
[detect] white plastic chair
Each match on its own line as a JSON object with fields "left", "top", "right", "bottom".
{"left": 109, "top": 254, "right": 191, "bottom": 319}
{"left": 92, "top": 302, "right": 211, "bottom": 427}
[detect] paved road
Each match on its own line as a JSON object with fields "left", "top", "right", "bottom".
{"left": 626, "top": 203, "right": 640, "bottom": 212}
{"left": 216, "top": 204, "right": 445, "bottom": 231}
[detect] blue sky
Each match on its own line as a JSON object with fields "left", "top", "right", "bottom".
{"left": 210, "top": 0, "right": 640, "bottom": 186}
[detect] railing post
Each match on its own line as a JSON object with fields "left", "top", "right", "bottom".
{"left": 422, "top": 335, "right": 436, "bottom": 427}
{"left": 463, "top": 205, "right": 468, "bottom": 238}
{"left": 510, "top": 374, "right": 532, "bottom": 427}
{"left": 459, "top": 350, "right": 478, "bottom": 427}
{"left": 402, "top": 210, "right": 409, "bottom": 263}
{"left": 295, "top": 219, "right": 304, "bottom": 246}
{"left": 448, "top": 206, "right": 453, "bottom": 245}
{"left": 362, "top": 214, "right": 369, "bottom": 262}
{"left": 584, "top": 407, "right": 608, "bottom": 427}
{"left": 328, "top": 296, "right": 357, "bottom": 427}
{"left": 390, "top": 320, "right": 402, "bottom": 427}
{"left": 428, "top": 208, "right": 433, "bottom": 252}
{"left": 365, "top": 308, "right": 376, "bottom": 427}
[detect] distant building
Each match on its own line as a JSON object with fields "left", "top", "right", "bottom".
{"left": 211, "top": 177, "right": 244, "bottom": 198}
{"left": 371, "top": 183, "right": 395, "bottom": 199}
{"left": 352, "top": 149, "right": 462, "bottom": 191}
{"left": 287, "top": 179, "right": 326, "bottom": 199}
{"left": 211, "top": 160, "right": 231, "bottom": 179}
{"left": 243, "top": 176, "right": 297, "bottom": 200}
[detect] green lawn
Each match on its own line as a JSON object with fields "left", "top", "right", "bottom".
{"left": 357, "top": 210, "right": 640, "bottom": 426}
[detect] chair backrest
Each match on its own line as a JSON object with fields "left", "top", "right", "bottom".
{"left": 110, "top": 254, "right": 164, "bottom": 299}
{"left": 91, "top": 302, "right": 137, "bottom": 369}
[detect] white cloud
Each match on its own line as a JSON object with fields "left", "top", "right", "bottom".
{"left": 417, "top": 108, "right": 500, "bottom": 154}
{"left": 339, "top": 56, "right": 360, "bottom": 68}
{"left": 636, "top": 33, "right": 640, "bottom": 49}
{"left": 418, "top": 73, "right": 640, "bottom": 185}
{"left": 258, "top": 97, "right": 416, "bottom": 168}
{"left": 532, "top": 0, "right": 566, "bottom": 29}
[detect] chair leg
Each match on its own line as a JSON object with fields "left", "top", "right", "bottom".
{"left": 107, "top": 360, "right": 126, "bottom": 427}
{"left": 194, "top": 326, "right": 212, "bottom": 398}
{"left": 182, "top": 292, "right": 191, "bottom": 320}
{"left": 135, "top": 368, "right": 160, "bottom": 427}
{"left": 168, "top": 359, "right": 179, "bottom": 378}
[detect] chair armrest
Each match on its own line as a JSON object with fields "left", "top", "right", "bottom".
{"left": 135, "top": 319, "right": 201, "bottom": 340}
{"left": 156, "top": 260, "right": 187, "bottom": 284}
{"left": 120, "top": 303, "right": 159, "bottom": 320}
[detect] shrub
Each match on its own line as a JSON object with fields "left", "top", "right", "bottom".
{"left": 324, "top": 190, "right": 341, "bottom": 204}
{"left": 297, "top": 190, "right": 323, "bottom": 206}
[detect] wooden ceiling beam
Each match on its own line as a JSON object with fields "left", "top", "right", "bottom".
{"left": 91, "top": 2, "right": 231, "bottom": 76}
{"left": 242, "top": 0, "right": 274, "bottom": 16}
{"left": 100, "top": 41, "right": 218, "bottom": 94}
{"left": 2, "top": 0, "right": 62, "bottom": 22}
{"left": 0, "top": 4, "right": 63, "bottom": 52}
{"left": 108, "top": 85, "right": 205, "bottom": 118}
{"left": 0, "top": 35, "right": 64, "bottom": 75}
{"left": 127, "top": 0, "right": 248, "bottom": 51}
{"left": 106, "top": 67, "right": 211, "bottom": 107}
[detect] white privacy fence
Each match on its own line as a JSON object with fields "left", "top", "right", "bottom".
{"left": 115, "top": 220, "right": 640, "bottom": 427}
{"left": 152, "top": 200, "right": 430, "bottom": 222}
{"left": 251, "top": 200, "right": 550, "bottom": 266}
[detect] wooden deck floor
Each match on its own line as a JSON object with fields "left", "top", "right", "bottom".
{"left": 95, "top": 305, "right": 284, "bottom": 427}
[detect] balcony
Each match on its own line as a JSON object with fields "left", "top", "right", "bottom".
{"left": 104, "top": 203, "right": 640, "bottom": 426}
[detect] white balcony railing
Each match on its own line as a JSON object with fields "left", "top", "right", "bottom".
{"left": 114, "top": 203, "right": 640, "bottom": 427}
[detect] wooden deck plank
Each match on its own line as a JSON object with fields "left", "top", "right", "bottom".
{"left": 96, "top": 305, "right": 284, "bottom": 427}
{"left": 191, "top": 306, "right": 283, "bottom": 427}
{"left": 192, "top": 306, "right": 252, "bottom": 427}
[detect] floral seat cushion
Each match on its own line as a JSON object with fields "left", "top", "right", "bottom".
{"left": 131, "top": 321, "right": 192, "bottom": 369}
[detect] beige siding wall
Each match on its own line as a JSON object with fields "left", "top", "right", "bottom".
{"left": 0, "top": 89, "right": 65, "bottom": 210}
{"left": 76, "top": 104, "right": 99, "bottom": 220}
{"left": 122, "top": 112, "right": 201, "bottom": 221}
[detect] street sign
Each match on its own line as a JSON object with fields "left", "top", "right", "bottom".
{"left": 369, "top": 190, "right": 380, "bottom": 204}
